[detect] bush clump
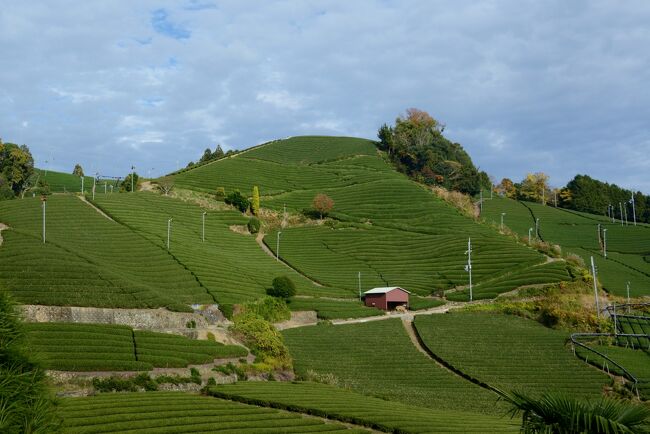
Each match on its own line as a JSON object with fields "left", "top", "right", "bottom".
{"left": 230, "top": 313, "right": 292, "bottom": 370}
{"left": 214, "top": 187, "right": 225, "bottom": 200}
{"left": 247, "top": 217, "right": 261, "bottom": 234}
{"left": 225, "top": 191, "right": 250, "bottom": 213}
{"left": 267, "top": 276, "right": 296, "bottom": 299}
{"left": 241, "top": 296, "right": 291, "bottom": 323}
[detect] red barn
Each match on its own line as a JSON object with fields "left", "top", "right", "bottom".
{"left": 363, "top": 287, "right": 410, "bottom": 310}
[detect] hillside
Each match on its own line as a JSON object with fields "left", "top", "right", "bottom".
{"left": 482, "top": 196, "right": 650, "bottom": 297}
{"left": 171, "top": 136, "right": 556, "bottom": 299}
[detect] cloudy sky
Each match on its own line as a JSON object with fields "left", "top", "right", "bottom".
{"left": 1, "top": 1, "right": 649, "bottom": 191}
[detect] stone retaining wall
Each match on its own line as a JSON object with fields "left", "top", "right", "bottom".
{"left": 21, "top": 305, "right": 218, "bottom": 331}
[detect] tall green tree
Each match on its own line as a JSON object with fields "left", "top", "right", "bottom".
{"left": 0, "top": 140, "right": 34, "bottom": 196}
{"left": 251, "top": 186, "right": 260, "bottom": 216}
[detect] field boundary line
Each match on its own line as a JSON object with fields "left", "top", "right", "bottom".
{"left": 257, "top": 232, "right": 325, "bottom": 287}
{"left": 77, "top": 195, "right": 116, "bottom": 222}
{"left": 86, "top": 196, "right": 218, "bottom": 305}
{"left": 408, "top": 318, "right": 501, "bottom": 397}
{"left": 207, "top": 389, "right": 390, "bottom": 433}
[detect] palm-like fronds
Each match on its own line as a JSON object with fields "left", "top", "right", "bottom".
{"left": 495, "top": 388, "right": 650, "bottom": 434}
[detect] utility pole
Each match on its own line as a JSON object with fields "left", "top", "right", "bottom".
{"left": 104, "top": 182, "right": 107, "bottom": 194}
{"left": 81, "top": 176, "right": 84, "bottom": 194}
{"left": 358, "top": 272, "right": 362, "bottom": 301}
{"left": 597, "top": 223, "right": 601, "bottom": 247}
{"left": 535, "top": 218, "right": 540, "bottom": 239}
{"left": 202, "top": 212, "right": 206, "bottom": 242}
{"left": 131, "top": 166, "right": 135, "bottom": 193}
{"left": 603, "top": 228, "right": 607, "bottom": 258}
{"left": 528, "top": 227, "right": 533, "bottom": 244}
{"left": 41, "top": 196, "right": 47, "bottom": 243}
{"left": 631, "top": 193, "right": 637, "bottom": 226}
{"left": 554, "top": 190, "right": 558, "bottom": 207}
{"left": 626, "top": 281, "right": 631, "bottom": 310}
{"left": 465, "top": 238, "right": 473, "bottom": 302}
{"left": 479, "top": 191, "right": 483, "bottom": 215}
{"left": 619, "top": 202, "right": 624, "bottom": 226}
{"left": 92, "top": 173, "right": 97, "bottom": 201}
{"left": 609, "top": 204, "right": 614, "bottom": 223}
{"left": 276, "top": 232, "right": 282, "bottom": 261}
{"left": 624, "top": 204, "right": 628, "bottom": 226}
{"left": 590, "top": 256, "right": 600, "bottom": 318}
{"left": 167, "top": 218, "right": 173, "bottom": 250}
{"left": 110, "top": 185, "right": 114, "bottom": 193}
{"left": 283, "top": 203, "right": 287, "bottom": 228}
{"left": 500, "top": 212, "right": 506, "bottom": 231}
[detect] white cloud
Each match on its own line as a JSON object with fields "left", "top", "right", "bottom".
{"left": 256, "top": 90, "right": 303, "bottom": 110}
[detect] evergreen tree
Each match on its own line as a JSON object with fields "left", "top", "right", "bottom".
{"left": 251, "top": 186, "right": 260, "bottom": 216}
{"left": 72, "top": 164, "right": 84, "bottom": 177}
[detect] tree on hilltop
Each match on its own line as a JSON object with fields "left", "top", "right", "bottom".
{"left": 72, "top": 164, "right": 84, "bottom": 177}
{"left": 518, "top": 172, "right": 550, "bottom": 204}
{"left": 0, "top": 140, "right": 34, "bottom": 197}
{"left": 312, "top": 193, "right": 334, "bottom": 220}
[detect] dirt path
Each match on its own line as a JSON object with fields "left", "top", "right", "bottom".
{"left": 329, "top": 301, "right": 484, "bottom": 326}
{"left": 0, "top": 222, "right": 8, "bottom": 246}
{"left": 77, "top": 196, "right": 115, "bottom": 222}
{"left": 255, "top": 232, "right": 323, "bottom": 287}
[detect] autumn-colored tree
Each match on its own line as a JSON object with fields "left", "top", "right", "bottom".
{"left": 559, "top": 188, "right": 573, "bottom": 206}
{"left": 251, "top": 186, "right": 260, "bottom": 215}
{"left": 312, "top": 194, "right": 334, "bottom": 219}
{"left": 72, "top": 164, "right": 84, "bottom": 177}
{"left": 518, "top": 173, "right": 550, "bottom": 204}
{"left": 496, "top": 178, "right": 517, "bottom": 198}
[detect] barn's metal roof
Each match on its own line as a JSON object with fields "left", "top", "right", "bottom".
{"left": 363, "top": 286, "right": 410, "bottom": 295}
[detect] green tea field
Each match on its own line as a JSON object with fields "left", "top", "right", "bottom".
{"left": 25, "top": 322, "right": 246, "bottom": 370}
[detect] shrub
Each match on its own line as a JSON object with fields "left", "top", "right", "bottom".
{"left": 206, "top": 332, "right": 216, "bottom": 341}
{"left": 267, "top": 276, "right": 296, "bottom": 299}
{"left": 92, "top": 376, "right": 138, "bottom": 393}
{"left": 230, "top": 313, "right": 292, "bottom": 369}
{"left": 214, "top": 187, "right": 225, "bottom": 199}
{"left": 241, "top": 296, "right": 291, "bottom": 323}
{"left": 225, "top": 191, "right": 250, "bottom": 213}
{"left": 247, "top": 217, "right": 261, "bottom": 234}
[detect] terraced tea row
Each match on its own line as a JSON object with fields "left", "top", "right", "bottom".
{"left": 209, "top": 381, "right": 518, "bottom": 433}
{"left": 0, "top": 195, "right": 210, "bottom": 310}
{"left": 482, "top": 196, "right": 650, "bottom": 297}
{"left": 266, "top": 226, "right": 545, "bottom": 295}
{"left": 446, "top": 261, "right": 571, "bottom": 301}
{"left": 35, "top": 169, "right": 96, "bottom": 193}
{"left": 282, "top": 319, "right": 503, "bottom": 414}
{"left": 25, "top": 322, "right": 246, "bottom": 371}
{"left": 59, "top": 392, "right": 366, "bottom": 433}
{"left": 91, "top": 193, "right": 350, "bottom": 307}
{"left": 413, "top": 313, "right": 609, "bottom": 397}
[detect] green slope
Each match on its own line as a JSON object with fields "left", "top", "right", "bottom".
{"left": 482, "top": 196, "right": 650, "bottom": 297}
{"left": 34, "top": 168, "right": 97, "bottom": 193}
{"left": 414, "top": 313, "right": 609, "bottom": 397}
{"left": 283, "top": 319, "right": 504, "bottom": 414}
{"left": 0, "top": 195, "right": 210, "bottom": 310}
{"left": 172, "top": 136, "right": 556, "bottom": 298}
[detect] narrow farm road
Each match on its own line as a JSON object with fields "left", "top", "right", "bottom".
{"left": 77, "top": 195, "right": 115, "bottom": 222}
{"left": 0, "top": 222, "right": 8, "bottom": 246}
{"left": 255, "top": 232, "right": 323, "bottom": 287}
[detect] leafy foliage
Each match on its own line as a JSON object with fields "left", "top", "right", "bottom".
{"left": 120, "top": 172, "right": 140, "bottom": 192}
{"left": 312, "top": 193, "right": 334, "bottom": 219}
{"left": 251, "top": 185, "right": 260, "bottom": 215}
{"left": 224, "top": 191, "right": 250, "bottom": 213}
{"left": 230, "top": 312, "right": 292, "bottom": 369}
{"left": 247, "top": 216, "right": 260, "bottom": 234}
{"left": 0, "top": 292, "right": 60, "bottom": 433}
{"left": 72, "top": 164, "right": 84, "bottom": 177}
{"left": 377, "top": 109, "right": 487, "bottom": 195}
{"left": 496, "top": 389, "right": 650, "bottom": 434}
{"left": 0, "top": 140, "right": 34, "bottom": 196}
{"left": 268, "top": 276, "right": 296, "bottom": 299}
{"left": 240, "top": 296, "right": 291, "bottom": 323}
